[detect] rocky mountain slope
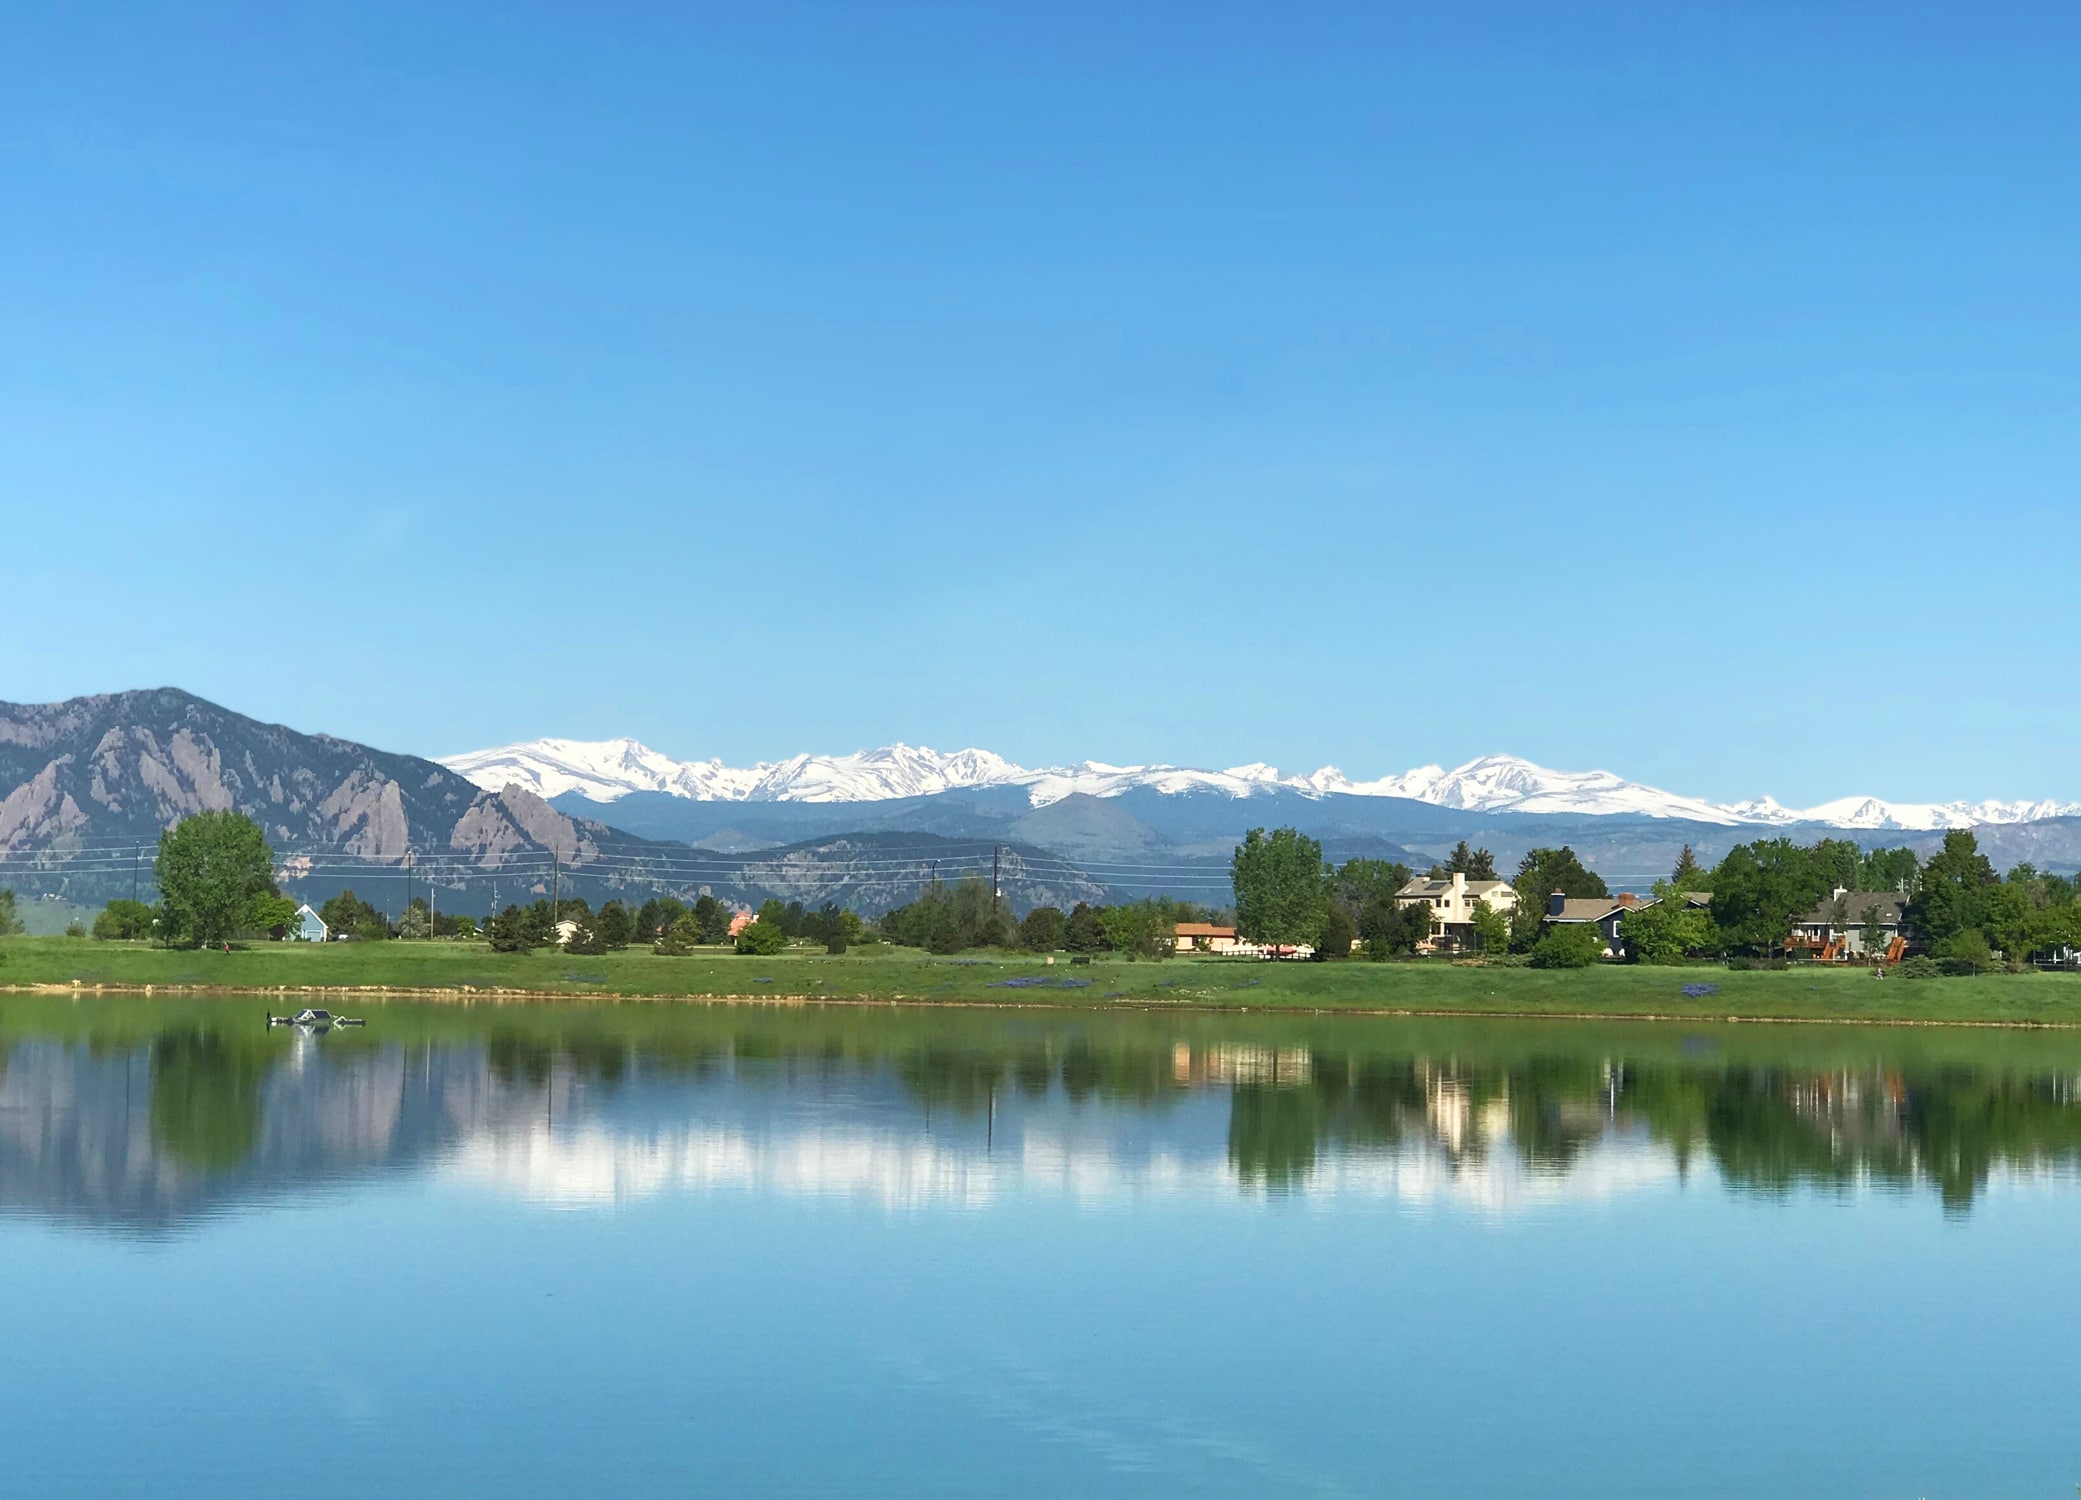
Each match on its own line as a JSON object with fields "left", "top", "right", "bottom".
{"left": 0, "top": 691, "right": 1117, "bottom": 915}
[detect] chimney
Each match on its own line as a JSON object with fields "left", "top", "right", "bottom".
{"left": 1549, "top": 890, "right": 1566, "bottom": 917}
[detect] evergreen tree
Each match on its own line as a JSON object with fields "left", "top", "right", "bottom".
{"left": 1671, "top": 844, "right": 1702, "bottom": 890}
{"left": 1445, "top": 841, "right": 1498, "bottom": 880}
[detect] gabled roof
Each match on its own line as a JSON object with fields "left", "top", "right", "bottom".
{"left": 1794, "top": 892, "right": 1908, "bottom": 927}
{"left": 1175, "top": 922, "right": 1237, "bottom": 939}
{"left": 1396, "top": 878, "right": 1514, "bottom": 900}
{"left": 1549, "top": 897, "right": 1632, "bottom": 924}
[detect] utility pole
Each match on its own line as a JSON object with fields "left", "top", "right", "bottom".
{"left": 551, "top": 847, "right": 561, "bottom": 932}
{"left": 404, "top": 851, "right": 413, "bottom": 936}
{"left": 131, "top": 844, "right": 140, "bottom": 906}
{"left": 992, "top": 844, "right": 1001, "bottom": 919}
{"left": 428, "top": 872, "right": 436, "bottom": 941}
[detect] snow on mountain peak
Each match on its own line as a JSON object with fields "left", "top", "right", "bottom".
{"left": 435, "top": 738, "right": 2081, "bottom": 830}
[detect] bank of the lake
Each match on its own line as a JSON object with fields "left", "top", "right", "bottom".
{"left": 4, "top": 935, "right": 2081, "bottom": 1025}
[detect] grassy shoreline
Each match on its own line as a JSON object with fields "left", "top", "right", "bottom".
{"left": 4, "top": 935, "right": 2081, "bottom": 1026}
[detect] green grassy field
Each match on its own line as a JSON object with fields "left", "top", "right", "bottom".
{"left": 4, "top": 934, "right": 2081, "bottom": 1024}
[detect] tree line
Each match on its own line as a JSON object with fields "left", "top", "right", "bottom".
{"left": 1228, "top": 821, "right": 2081, "bottom": 970}
{"left": 42, "top": 808, "right": 2081, "bottom": 972}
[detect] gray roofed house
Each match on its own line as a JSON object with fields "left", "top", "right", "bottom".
{"left": 1789, "top": 889, "right": 1910, "bottom": 961}
{"left": 1543, "top": 890, "right": 1665, "bottom": 959}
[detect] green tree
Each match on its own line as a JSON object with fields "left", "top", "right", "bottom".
{"left": 1231, "top": 828, "right": 1330, "bottom": 949}
{"left": 1670, "top": 844, "right": 1703, "bottom": 891}
{"left": 1707, "top": 839, "right": 1835, "bottom": 955}
{"left": 1913, "top": 829, "right": 1997, "bottom": 950}
{"left": 397, "top": 897, "right": 433, "bottom": 940}
{"left": 1618, "top": 900, "right": 1716, "bottom": 964}
{"left": 1445, "top": 841, "right": 1498, "bottom": 880}
{"left": 1064, "top": 902, "right": 1107, "bottom": 953}
{"left": 92, "top": 898, "right": 156, "bottom": 940}
{"left": 1530, "top": 922, "right": 1606, "bottom": 968}
{"left": 1858, "top": 846, "right": 1921, "bottom": 896}
{"left": 596, "top": 900, "right": 635, "bottom": 950}
{"left": 1020, "top": 906, "right": 1067, "bottom": 952}
{"left": 1935, "top": 926, "right": 1994, "bottom": 974}
{"left": 653, "top": 912, "right": 701, "bottom": 956}
{"left": 1857, "top": 902, "right": 1891, "bottom": 961}
{"left": 243, "top": 892, "right": 298, "bottom": 937}
{"left": 1099, "top": 899, "right": 1181, "bottom": 960}
{"left": 0, "top": 889, "right": 20, "bottom": 936}
{"left": 1359, "top": 895, "right": 1429, "bottom": 958}
{"left": 692, "top": 894, "right": 734, "bottom": 945}
{"left": 155, "top": 812, "right": 276, "bottom": 947}
{"left": 1332, "top": 859, "right": 1412, "bottom": 922}
{"left": 320, "top": 890, "right": 388, "bottom": 941}
{"left": 1317, "top": 904, "right": 1355, "bottom": 959}
{"left": 1469, "top": 899, "right": 1510, "bottom": 955}
{"left": 636, "top": 896, "right": 688, "bottom": 941}
{"left": 735, "top": 917, "right": 787, "bottom": 955}
{"left": 487, "top": 904, "right": 539, "bottom": 953}
{"left": 1508, "top": 848, "right": 1608, "bottom": 950}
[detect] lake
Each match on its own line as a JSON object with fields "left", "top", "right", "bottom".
{"left": 1, "top": 995, "right": 2076, "bottom": 1497}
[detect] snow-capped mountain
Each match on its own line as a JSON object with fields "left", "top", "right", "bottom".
{"left": 440, "top": 738, "right": 1027, "bottom": 805}
{"left": 436, "top": 740, "right": 2081, "bottom": 831}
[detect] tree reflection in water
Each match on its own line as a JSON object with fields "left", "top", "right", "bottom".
{"left": 148, "top": 1029, "right": 269, "bottom": 1170}
{"left": 5, "top": 1000, "right": 2081, "bottom": 1215}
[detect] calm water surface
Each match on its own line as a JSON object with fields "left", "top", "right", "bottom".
{"left": 1, "top": 995, "right": 2077, "bottom": 1497}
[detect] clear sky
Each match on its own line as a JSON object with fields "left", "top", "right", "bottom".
{"left": 2, "top": 2, "right": 2074, "bottom": 806}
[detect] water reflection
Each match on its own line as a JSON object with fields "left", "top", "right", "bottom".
{"left": 2, "top": 1000, "right": 2078, "bottom": 1233}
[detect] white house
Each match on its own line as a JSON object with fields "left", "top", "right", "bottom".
{"left": 1396, "top": 873, "right": 1518, "bottom": 952}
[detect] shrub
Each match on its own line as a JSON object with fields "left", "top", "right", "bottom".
{"left": 1019, "top": 906, "right": 1067, "bottom": 953}
{"left": 1895, "top": 955, "right": 1943, "bottom": 980}
{"left": 735, "top": 919, "right": 787, "bottom": 956}
{"left": 93, "top": 899, "right": 156, "bottom": 940}
{"left": 825, "top": 936, "right": 848, "bottom": 955}
{"left": 1529, "top": 924, "right": 1607, "bottom": 969}
{"left": 1935, "top": 929, "right": 1993, "bottom": 976}
{"left": 1726, "top": 956, "right": 1790, "bottom": 972}
{"left": 486, "top": 905, "right": 539, "bottom": 954}
{"left": 65, "top": 920, "right": 86, "bottom": 939}
{"left": 653, "top": 914, "right": 700, "bottom": 956}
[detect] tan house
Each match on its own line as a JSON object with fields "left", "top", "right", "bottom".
{"left": 1395, "top": 873, "right": 1517, "bottom": 952}
{"left": 1175, "top": 921, "right": 1245, "bottom": 955}
{"left": 1174, "top": 922, "right": 1313, "bottom": 958}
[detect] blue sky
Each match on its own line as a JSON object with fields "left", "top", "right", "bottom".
{"left": 2, "top": 2, "right": 2074, "bottom": 805}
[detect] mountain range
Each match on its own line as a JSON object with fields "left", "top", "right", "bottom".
{"left": 4, "top": 689, "right": 2078, "bottom": 923}
{"left": 441, "top": 737, "right": 2079, "bottom": 833}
